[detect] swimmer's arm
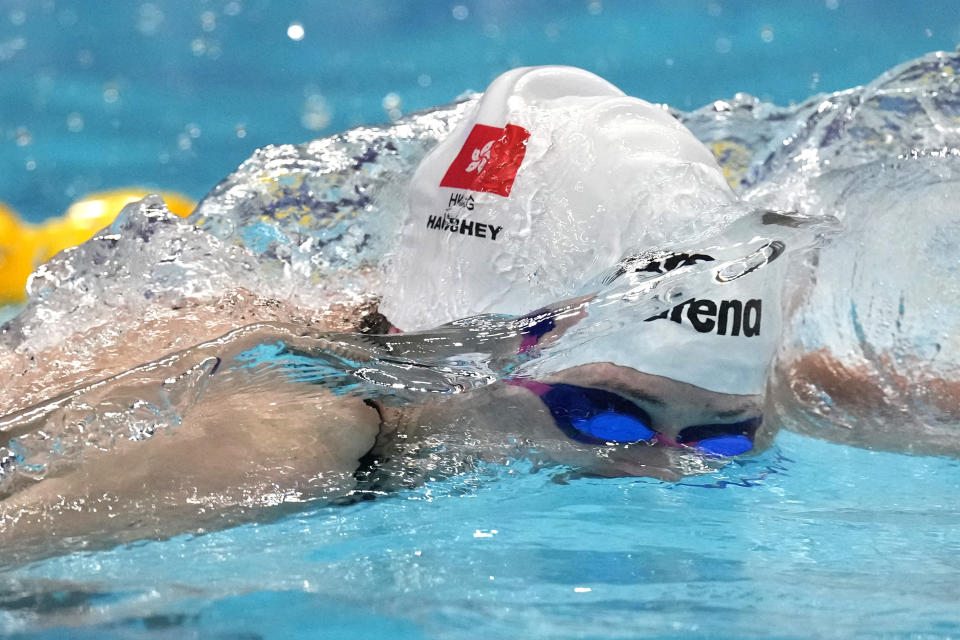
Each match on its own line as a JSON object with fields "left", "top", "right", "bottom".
{"left": 0, "top": 324, "right": 385, "bottom": 558}
{"left": 0, "top": 384, "right": 380, "bottom": 559}
{"left": 785, "top": 349, "right": 960, "bottom": 455}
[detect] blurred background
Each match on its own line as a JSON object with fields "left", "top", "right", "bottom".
{"left": 0, "top": 0, "right": 957, "bottom": 297}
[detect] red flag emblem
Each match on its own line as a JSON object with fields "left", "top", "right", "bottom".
{"left": 440, "top": 123, "right": 530, "bottom": 197}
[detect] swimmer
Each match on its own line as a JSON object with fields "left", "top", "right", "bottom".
{"left": 369, "top": 65, "right": 782, "bottom": 483}
{"left": 0, "top": 66, "right": 784, "bottom": 557}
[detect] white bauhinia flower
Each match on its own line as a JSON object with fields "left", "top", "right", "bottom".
{"left": 466, "top": 140, "right": 495, "bottom": 172}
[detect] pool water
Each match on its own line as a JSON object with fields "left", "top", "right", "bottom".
{"left": 3, "top": 1, "right": 960, "bottom": 638}
{"left": 3, "top": 0, "right": 959, "bottom": 222}
{"left": 4, "top": 432, "right": 960, "bottom": 639}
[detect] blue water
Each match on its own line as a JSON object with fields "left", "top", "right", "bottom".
{"left": 4, "top": 1, "right": 960, "bottom": 638}
{"left": 2, "top": 0, "right": 959, "bottom": 221}
{"left": 4, "top": 432, "right": 960, "bottom": 639}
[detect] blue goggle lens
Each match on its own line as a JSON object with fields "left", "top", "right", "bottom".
{"left": 692, "top": 434, "right": 754, "bottom": 457}
{"left": 541, "top": 383, "right": 656, "bottom": 445}
{"left": 676, "top": 418, "right": 761, "bottom": 457}
{"left": 573, "top": 412, "right": 656, "bottom": 444}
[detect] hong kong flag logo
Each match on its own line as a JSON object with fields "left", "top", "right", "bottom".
{"left": 440, "top": 123, "right": 530, "bottom": 197}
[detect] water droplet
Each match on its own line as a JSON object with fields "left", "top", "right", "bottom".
{"left": 66, "top": 112, "right": 84, "bottom": 133}
{"left": 301, "top": 93, "right": 331, "bottom": 131}
{"left": 287, "top": 21, "right": 305, "bottom": 41}
{"left": 383, "top": 93, "right": 401, "bottom": 110}
{"left": 137, "top": 3, "right": 164, "bottom": 35}
{"left": 451, "top": 5, "right": 469, "bottom": 20}
{"left": 15, "top": 126, "right": 32, "bottom": 147}
{"left": 58, "top": 8, "right": 78, "bottom": 27}
{"left": 587, "top": 1, "right": 602, "bottom": 16}
{"left": 0, "top": 36, "right": 26, "bottom": 62}
{"left": 715, "top": 37, "right": 732, "bottom": 54}
{"left": 760, "top": 26, "right": 774, "bottom": 43}
{"left": 200, "top": 11, "right": 216, "bottom": 32}
{"left": 417, "top": 73, "right": 432, "bottom": 88}
{"left": 77, "top": 49, "right": 93, "bottom": 67}
{"left": 383, "top": 92, "right": 402, "bottom": 121}
{"left": 493, "top": 253, "right": 513, "bottom": 273}
{"left": 103, "top": 84, "right": 120, "bottom": 104}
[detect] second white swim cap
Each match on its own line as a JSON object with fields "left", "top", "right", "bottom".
{"left": 379, "top": 65, "right": 736, "bottom": 330}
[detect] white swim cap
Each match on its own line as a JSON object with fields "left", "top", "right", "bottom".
{"left": 543, "top": 245, "right": 786, "bottom": 396}
{"left": 379, "top": 65, "right": 780, "bottom": 395}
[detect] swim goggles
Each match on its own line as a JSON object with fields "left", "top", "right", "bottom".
{"left": 507, "top": 379, "right": 759, "bottom": 457}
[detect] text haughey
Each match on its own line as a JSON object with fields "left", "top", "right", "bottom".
{"left": 425, "top": 192, "right": 503, "bottom": 241}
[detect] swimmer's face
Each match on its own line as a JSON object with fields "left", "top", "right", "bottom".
{"left": 388, "top": 362, "right": 766, "bottom": 481}
{"left": 531, "top": 362, "right": 764, "bottom": 479}
{"left": 546, "top": 363, "right": 763, "bottom": 443}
